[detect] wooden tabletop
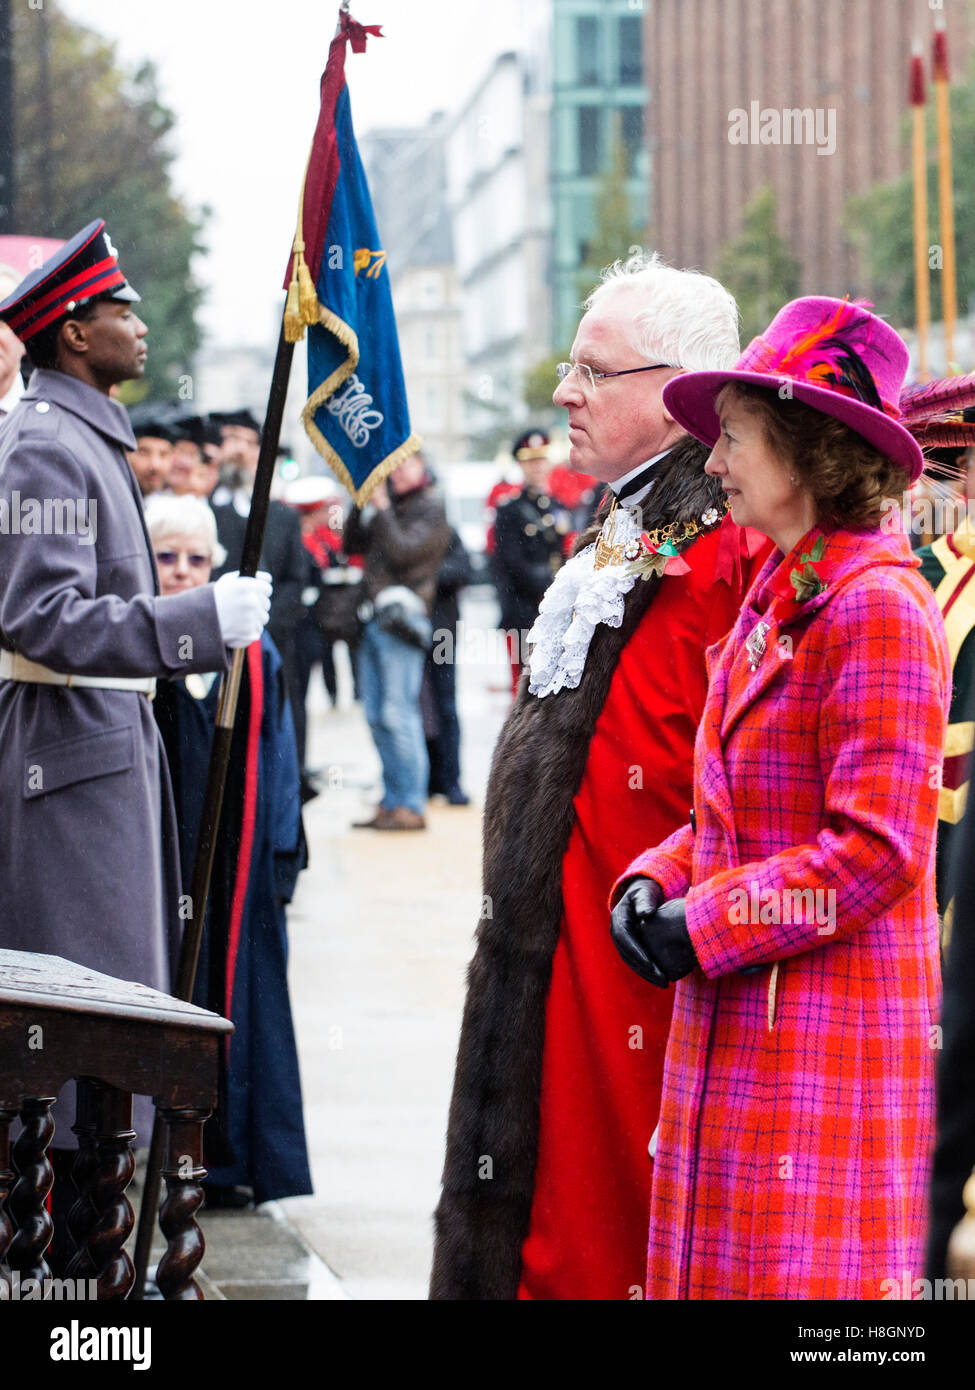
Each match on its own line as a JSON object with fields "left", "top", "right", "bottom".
{"left": 0, "top": 949, "right": 232, "bottom": 1035}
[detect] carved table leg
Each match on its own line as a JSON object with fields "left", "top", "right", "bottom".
{"left": 78, "top": 1082, "right": 136, "bottom": 1300}
{"left": 156, "top": 1106, "right": 209, "bottom": 1301}
{"left": 0, "top": 1103, "right": 20, "bottom": 1297}
{"left": 8, "top": 1097, "right": 56, "bottom": 1284}
{"left": 64, "top": 1078, "right": 98, "bottom": 1280}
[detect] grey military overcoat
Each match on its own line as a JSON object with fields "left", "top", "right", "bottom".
{"left": 0, "top": 370, "right": 227, "bottom": 1132}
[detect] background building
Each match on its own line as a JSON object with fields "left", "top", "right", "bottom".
{"left": 360, "top": 117, "right": 466, "bottom": 467}
{"left": 645, "top": 0, "right": 974, "bottom": 295}
{"left": 445, "top": 47, "right": 553, "bottom": 456}
{"left": 551, "top": 0, "right": 648, "bottom": 349}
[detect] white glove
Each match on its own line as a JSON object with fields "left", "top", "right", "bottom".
{"left": 213, "top": 571, "right": 273, "bottom": 648}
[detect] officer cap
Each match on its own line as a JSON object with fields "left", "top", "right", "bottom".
{"left": 0, "top": 219, "right": 140, "bottom": 344}
{"left": 513, "top": 428, "right": 550, "bottom": 462}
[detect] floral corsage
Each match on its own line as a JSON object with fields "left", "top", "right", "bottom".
{"left": 782, "top": 532, "right": 828, "bottom": 604}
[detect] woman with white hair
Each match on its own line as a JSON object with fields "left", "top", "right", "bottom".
{"left": 145, "top": 492, "right": 313, "bottom": 1207}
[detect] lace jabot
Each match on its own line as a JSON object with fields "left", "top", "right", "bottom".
{"left": 527, "top": 505, "right": 644, "bottom": 699}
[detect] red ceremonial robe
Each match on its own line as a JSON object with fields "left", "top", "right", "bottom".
{"left": 518, "top": 520, "right": 770, "bottom": 1300}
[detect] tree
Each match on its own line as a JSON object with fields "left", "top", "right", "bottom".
{"left": 575, "top": 133, "right": 645, "bottom": 304}
{"left": 10, "top": 2, "right": 208, "bottom": 401}
{"left": 847, "top": 69, "right": 975, "bottom": 330}
{"left": 523, "top": 351, "right": 566, "bottom": 418}
{"left": 714, "top": 186, "right": 801, "bottom": 342}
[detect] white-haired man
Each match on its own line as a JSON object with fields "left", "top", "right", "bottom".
{"left": 431, "top": 253, "right": 771, "bottom": 1300}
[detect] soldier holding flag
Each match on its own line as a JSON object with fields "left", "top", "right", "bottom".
{"left": 0, "top": 222, "right": 272, "bottom": 1184}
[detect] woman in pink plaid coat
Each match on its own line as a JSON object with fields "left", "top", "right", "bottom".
{"left": 611, "top": 298, "right": 951, "bottom": 1300}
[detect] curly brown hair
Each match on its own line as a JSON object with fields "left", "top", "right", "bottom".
{"left": 715, "top": 383, "right": 911, "bottom": 531}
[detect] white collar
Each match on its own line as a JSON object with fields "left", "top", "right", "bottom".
{"left": 607, "top": 448, "right": 672, "bottom": 505}
{"left": 528, "top": 507, "right": 645, "bottom": 698}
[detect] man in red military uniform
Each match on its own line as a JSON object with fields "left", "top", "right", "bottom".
{"left": 431, "top": 251, "right": 769, "bottom": 1300}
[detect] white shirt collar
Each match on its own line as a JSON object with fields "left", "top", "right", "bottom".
{"left": 607, "top": 448, "right": 672, "bottom": 504}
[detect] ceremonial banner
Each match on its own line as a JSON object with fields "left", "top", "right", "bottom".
{"left": 284, "top": 12, "right": 419, "bottom": 506}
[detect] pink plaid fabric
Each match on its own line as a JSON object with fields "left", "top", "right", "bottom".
{"left": 617, "top": 524, "right": 950, "bottom": 1299}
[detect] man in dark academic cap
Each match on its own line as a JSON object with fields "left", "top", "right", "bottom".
{"left": 171, "top": 414, "right": 223, "bottom": 498}
{"left": 127, "top": 416, "right": 175, "bottom": 498}
{"left": 0, "top": 220, "right": 272, "bottom": 1172}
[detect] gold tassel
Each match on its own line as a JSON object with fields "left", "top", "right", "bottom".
{"left": 283, "top": 253, "right": 305, "bottom": 344}
{"left": 298, "top": 256, "right": 320, "bottom": 324}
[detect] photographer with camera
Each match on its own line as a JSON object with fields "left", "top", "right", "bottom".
{"left": 344, "top": 451, "right": 450, "bottom": 830}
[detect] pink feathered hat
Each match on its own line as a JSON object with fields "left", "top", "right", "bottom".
{"left": 662, "top": 297, "right": 924, "bottom": 483}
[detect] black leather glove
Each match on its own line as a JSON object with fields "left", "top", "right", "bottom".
{"left": 611, "top": 881, "right": 699, "bottom": 988}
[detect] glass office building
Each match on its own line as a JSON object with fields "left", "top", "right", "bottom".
{"left": 551, "top": 0, "right": 648, "bottom": 349}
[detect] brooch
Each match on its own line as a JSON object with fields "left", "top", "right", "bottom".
{"left": 745, "top": 620, "right": 770, "bottom": 671}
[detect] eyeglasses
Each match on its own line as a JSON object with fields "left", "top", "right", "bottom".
{"left": 555, "top": 361, "right": 675, "bottom": 390}
{"left": 154, "top": 550, "right": 212, "bottom": 569}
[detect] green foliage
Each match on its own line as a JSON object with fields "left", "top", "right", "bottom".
{"left": 714, "top": 186, "right": 801, "bottom": 342}
{"left": 847, "top": 71, "right": 975, "bottom": 331}
{"left": 523, "top": 351, "right": 566, "bottom": 417}
{"left": 575, "top": 136, "right": 645, "bottom": 304}
{"left": 11, "top": 3, "right": 207, "bottom": 400}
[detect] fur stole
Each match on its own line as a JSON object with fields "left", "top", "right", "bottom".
{"left": 430, "top": 437, "right": 720, "bottom": 1299}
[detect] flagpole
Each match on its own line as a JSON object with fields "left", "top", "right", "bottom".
{"left": 134, "top": 2, "right": 381, "bottom": 1295}
{"left": 131, "top": 323, "right": 296, "bottom": 1299}
{"left": 910, "top": 42, "right": 931, "bottom": 382}
{"left": 933, "top": 15, "right": 957, "bottom": 372}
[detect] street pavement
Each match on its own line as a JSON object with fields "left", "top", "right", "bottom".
{"left": 213, "top": 588, "right": 513, "bottom": 1300}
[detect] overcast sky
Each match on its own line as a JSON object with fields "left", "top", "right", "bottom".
{"left": 60, "top": 0, "right": 531, "bottom": 348}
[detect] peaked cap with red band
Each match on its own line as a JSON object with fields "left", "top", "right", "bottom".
{"left": 0, "top": 219, "right": 140, "bottom": 344}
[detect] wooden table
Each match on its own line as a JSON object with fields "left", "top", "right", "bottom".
{"left": 0, "top": 948, "right": 233, "bottom": 1300}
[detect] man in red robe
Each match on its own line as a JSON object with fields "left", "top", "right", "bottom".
{"left": 431, "top": 252, "right": 769, "bottom": 1300}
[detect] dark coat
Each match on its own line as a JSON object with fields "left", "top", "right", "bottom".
{"left": 492, "top": 486, "right": 572, "bottom": 633}
{"left": 0, "top": 369, "right": 227, "bottom": 1143}
{"left": 430, "top": 440, "right": 730, "bottom": 1298}
{"left": 154, "top": 633, "right": 312, "bottom": 1202}
{"left": 928, "top": 677, "right": 975, "bottom": 1280}
{"left": 343, "top": 481, "right": 450, "bottom": 615}
{"left": 433, "top": 527, "right": 475, "bottom": 635}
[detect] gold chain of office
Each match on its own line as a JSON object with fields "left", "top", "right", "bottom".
{"left": 593, "top": 495, "right": 729, "bottom": 570}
